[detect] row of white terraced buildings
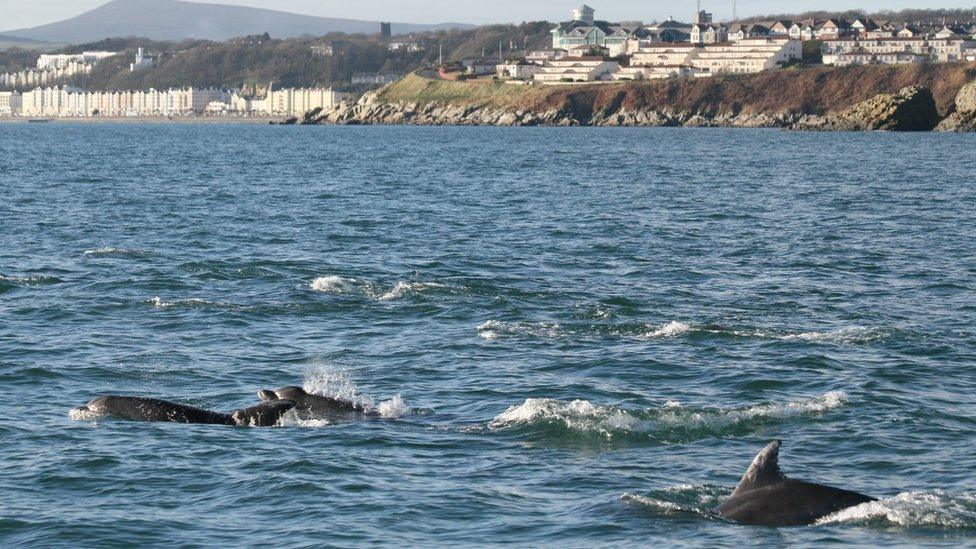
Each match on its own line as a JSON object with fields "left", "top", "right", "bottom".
{"left": 2, "top": 86, "right": 348, "bottom": 117}
{"left": 496, "top": 38, "right": 802, "bottom": 83}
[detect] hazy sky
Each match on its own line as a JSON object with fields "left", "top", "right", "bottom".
{"left": 1, "top": 0, "right": 972, "bottom": 30}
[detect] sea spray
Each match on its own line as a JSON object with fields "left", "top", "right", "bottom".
{"left": 817, "top": 491, "right": 976, "bottom": 529}
{"left": 310, "top": 275, "right": 359, "bottom": 294}
{"left": 302, "top": 366, "right": 410, "bottom": 419}
{"left": 487, "top": 392, "right": 849, "bottom": 442}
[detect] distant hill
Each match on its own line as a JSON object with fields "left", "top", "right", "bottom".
{"left": 56, "top": 23, "right": 553, "bottom": 91}
{"left": 4, "top": 0, "right": 474, "bottom": 44}
{"left": 0, "top": 33, "right": 55, "bottom": 51}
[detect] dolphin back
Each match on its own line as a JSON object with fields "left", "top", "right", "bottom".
{"left": 713, "top": 441, "right": 876, "bottom": 527}
{"left": 84, "top": 396, "right": 236, "bottom": 425}
{"left": 232, "top": 399, "right": 297, "bottom": 427}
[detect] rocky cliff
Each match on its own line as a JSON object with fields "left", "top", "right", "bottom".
{"left": 793, "top": 86, "right": 941, "bottom": 131}
{"left": 935, "top": 80, "right": 976, "bottom": 132}
{"left": 307, "top": 65, "right": 976, "bottom": 131}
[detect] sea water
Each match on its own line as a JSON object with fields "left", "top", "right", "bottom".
{"left": 1, "top": 123, "right": 975, "bottom": 546}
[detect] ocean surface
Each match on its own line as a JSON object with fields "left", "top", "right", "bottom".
{"left": 1, "top": 123, "right": 975, "bottom": 547}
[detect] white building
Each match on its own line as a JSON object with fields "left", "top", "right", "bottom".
{"left": 497, "top": 62, "right": 540, "bottom": 80}
{"left": 0, "top": 91, "right": 22, "bottom": 116}
{"left": 610, "top": 65, "right": 696, "bottom": 80}
{"left": 690, "top": 38, "right": 802, "bottom": 75}
{"left": 233, "top": 87, "right": 348, "bottom": 116}
{"left": 691, "top": 23, "right": 729, "bottom": 44}
{"left": 1, "top": 61, "right": 93, "bottom": 89}
{"left": 36, "top": 51, "right": 116, "bottom": 70}
{"left": 630, "top": 44, "right": 697, "bottom": 67}
{"left": 18, "top": 87, "right": 232, "bottom": 117}
{"left": 526, "top": 50, "right": 567, "bottom": 65}
{"left": 533, "top": 57, "right": 620, "bottom": 83}
{"left": 462, "top": 58, "right": 503, "bottom": 76}
{"left": 822, "top": 36, "right": 976, "bottom": 65}
{"left": 130, "top": 48, "right": 156, "bottom": 71}
{"left": 387, "top": 42, "right": 422, "bottom": 53}
{"left": 551, "top": 4, "right": 641, "bottom": 57}
{"left": 628, "top": 38, "right": 801, "bottom": 77}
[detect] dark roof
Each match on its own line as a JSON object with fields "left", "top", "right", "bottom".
{"left": 656, "top": 19, "right": 692, "bottom": 29}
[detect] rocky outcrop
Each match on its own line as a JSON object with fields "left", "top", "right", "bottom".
{"left": 793, "top": 86, "right": 941, "bottom": 131}
{"left": 935, "top": 80, "right": 976, "bottom": 132}
{"left": 305, "top": 88, "right": 809, "bottom": 129}
{"left": 302, "top": 82, "right": 954, "bottom": 131}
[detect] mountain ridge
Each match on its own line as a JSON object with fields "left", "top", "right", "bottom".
{"left": 4, "top": 0, "right": 473, "bottom": 44}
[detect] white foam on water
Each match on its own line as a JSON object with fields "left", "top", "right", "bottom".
{"left": 620, "top": 493, "right": 689, "bottom": 513}
{"left": 276, "top": 409, "right": 335, "bottom": 428}
{"left": 779, "top": 327, "right": 889, "bottom": 344}
{"left": 301, "top": 366, "right": 410, "bottom": 419}
{"left": 488, "top": 398, "right": 641, "bottom": 437}
{"left": 476, "top": 320, "right": 563, "bottom": 340}
{"left": 376, "top": 395, "right": 410, "bottom": 419}
{"left": 371, "top": 281, "right": 450, "bottom": 301}
{"left": 817, "top": 491, "right": 976, "bottom": 529}
{"left": 642, "top": 321, "right": 693, "bottom": 339}
{"left": 310, "top": 275, "right": 359, "bottom": 294}
{"left": 68, "top": 407, "right": 105, "bottom": 421}
{"left": 84, "top": 247, "right": 151, "bottom": 257}
{"left": 656, "top": 391, "right": 849, "bottom": 430}
{"left": 303, "top": 367, "right": 369, "bottom": 408}
{"left": 0, "top": 274, "right": 63, "bottom": 285}
{"left": 622, "top": 484, "right": 729, "bottom": 518}
{"left": 147, "top": 297, "right": 234, "bottom": 310}
{"left": 488, "top": 392, "right": 849, "bottom": 438}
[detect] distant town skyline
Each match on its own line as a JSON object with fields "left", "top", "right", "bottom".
{"left": 2, "top": 0, "right": 973, "bottom": 32}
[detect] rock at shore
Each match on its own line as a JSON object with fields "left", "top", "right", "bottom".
{"left": 794, "top": 85, "right": 940, "bottom": 131}
{"left": 935, "top": 80, "right": 976, "bottom": 132}
{"left": 298, "top": 75, "right": 959, "bottom": 132}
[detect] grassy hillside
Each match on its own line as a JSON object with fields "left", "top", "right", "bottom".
{"left": 1, "top": 23, "right": 552, "bottom": 91}
{"left": 380, "top": 63, "right": 976, "bottom": 117}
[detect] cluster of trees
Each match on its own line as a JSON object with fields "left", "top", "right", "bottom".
{"left": 2, "top": 23, "right": 554, "bottom": 92}
{"left": 0, "top": 48, "right": 43, "bottom": 73}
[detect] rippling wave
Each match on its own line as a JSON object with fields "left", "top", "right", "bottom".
{"left": 478, "top": 318, "right": 897, "bottom": 345}
{"left": 622, "top": 485, "right": 728, "bottom": 520}
{"left": 4, "top": 124, "right": 974, "bottom": 546}
{"left": 818, "top": 491, "right": 976, "bottom": 529}
{"left": 624, "top": 487, "right": 976, "bottom": 530}
{"left": 0, "top": 273, "right": 64, "bottom": 287}
{"left": 83, "top": 247, "right": 155, "bottom": 258}
{"left": 309, "top": 275, "right": 457, "bottom": 302}
{"left": 485, "top": 392, "right": 849, "bottom": 442}
{"left": 310, "top": 275, "right": 360, "bottom": 294}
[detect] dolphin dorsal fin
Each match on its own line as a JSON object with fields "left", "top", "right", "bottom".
{"left": 731, "top": 440, "right": 787, "bottom": 496}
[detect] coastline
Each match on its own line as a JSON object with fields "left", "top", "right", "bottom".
{"left": 305, "top": 65, "right": 976, "bottom": 132}
{"left": 0, "top": 116, "right": 279, "bottom": 124}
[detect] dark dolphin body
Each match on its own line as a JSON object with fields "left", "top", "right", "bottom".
{"left": 258, "top": 386, "right": 369, "bottom": 416}
{"left": 712, "top": 441, "right": 876, "bottom": 527}
{"left": 72, "top": 396, "right": 296, "bottom": 427}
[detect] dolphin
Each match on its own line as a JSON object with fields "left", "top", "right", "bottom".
{"left": 711, "top": 440, "right": 876, "bottom": 527}
{"left": 258, "top": 386, "right": 369, "bottom": 416}
{"left": 71, "top": 396, "right": 296, "bottom": 427}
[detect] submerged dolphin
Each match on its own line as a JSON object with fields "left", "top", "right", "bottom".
{"left": 71, "top": 396, "right": 296, "bottom": 427}
{"left": 258, "top": 386, "right": 369, "bottom": 416}
{"left": 711, "top": 440, "right": 876, "bottom": 527}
